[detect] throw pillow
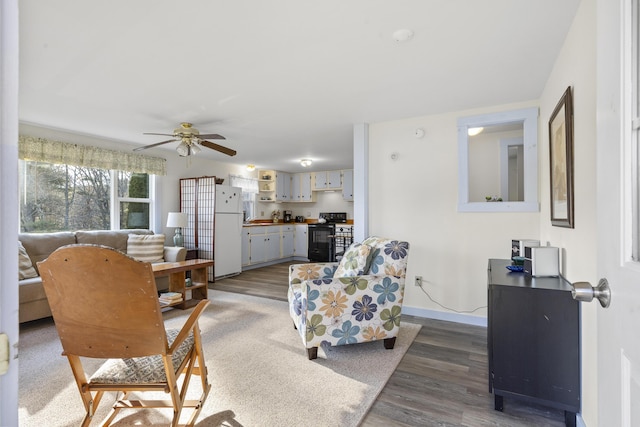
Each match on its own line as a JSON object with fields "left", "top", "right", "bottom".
{"left": 334, "top": 243, "right": 372, "bottom": 277}
{"left": 19, "top": 241, "right": 38, "bottom": 279}
{"left": 126, "top": 234, "right": 165, "bottom": 263}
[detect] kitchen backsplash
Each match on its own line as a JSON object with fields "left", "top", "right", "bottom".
{"left": 255, "top": 191, "right": 353, "bottom": 220}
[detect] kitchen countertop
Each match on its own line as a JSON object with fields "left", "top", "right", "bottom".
{"left": 243, "top": 220, "right": 353, "bottom": 227}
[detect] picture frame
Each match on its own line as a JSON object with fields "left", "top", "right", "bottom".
{"left": 549, "top": 86, "right": 574, "bottom": 228}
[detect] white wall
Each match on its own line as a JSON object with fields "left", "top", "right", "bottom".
{"left": 367, "top": 0, "right": 597, "bottom": 423}
{"left": 367, "top": 100, "right": 540, "bottom": 324}
{"left": 538, "top": 0, "right": 597, "bottom": 424}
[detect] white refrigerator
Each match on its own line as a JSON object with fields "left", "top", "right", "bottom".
{"left": 215, "top": 185, "right": 243, "bottom": 278}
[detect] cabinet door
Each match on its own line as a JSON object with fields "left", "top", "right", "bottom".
{"left": 265, "top": 233, "right": 281, "bottom": 260}
{"left": 294, "top": 225, "right": 308, "bottom": 258}
{"left": 282, "top": 231, "right": 294, "bottom": 257}
{"left": 326, "top": 170, "right": 342, "bottom": 189}
{"left": 342, "top": 169, "right": 353, "bottom": 201}
{"left": 490, "top": 285, "right": 580, "bottom": 410}
{"left": 300, "top": 172, "right": 312, "bottom": 201}
{"left": 291, "top": 173, "right": 302, "bottom": 202}
{"left": 241, "top": 230, "right": 251, "bottom": 266}
{"left": 276, "top": 172, "right": 291, "bottom": 201}
{"left": 249, "top": 234, "right": 266, "bottom": 264}
{"left": 313, "top": 172, "right": 327, "bottom": 190}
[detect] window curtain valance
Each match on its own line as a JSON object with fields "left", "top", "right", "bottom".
{"left": 229, "top": 174, "right": 259, "bottom": 194}
{"left": 18, "top": 135, "right": 166, "bottom": 176}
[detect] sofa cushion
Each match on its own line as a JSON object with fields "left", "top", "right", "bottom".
{"left": 127, "top": 234, "right": 165, "bottom": 263}
{"left": 76, "top": 229, "right": 153, "bottom": 253}
{"left": 19, "top": 232, "right": 76, "bottom": 275}
{"left": 18, "top": 241, "right": 38, "bottom": 279}
{"left": 19, "top": 277, "right": 47, "bottom": 303}
{"left": 334, "top": 243, "right": 372, "bottom": 277}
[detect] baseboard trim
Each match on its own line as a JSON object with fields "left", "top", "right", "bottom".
{"left": 402, "top": 305, "right": 487, "bottom": 327}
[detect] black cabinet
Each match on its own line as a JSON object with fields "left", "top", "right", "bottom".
{"left": 487, "top": 259, "right": 580, "bottom": 427}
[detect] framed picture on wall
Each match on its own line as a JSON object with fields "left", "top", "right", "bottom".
{"left": 549, "top": 86, "right": 574, "bottom": 228}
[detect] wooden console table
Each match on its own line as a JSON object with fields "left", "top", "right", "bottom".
{"left": 487, "top": 259, "right": 580, "bottom": 427}
{"left": 152, "top": 259, "right": 213, "bottom": 309}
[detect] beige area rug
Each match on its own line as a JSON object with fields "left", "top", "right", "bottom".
{"left": 19, "top": 290, "right": 421, "bottom": 427}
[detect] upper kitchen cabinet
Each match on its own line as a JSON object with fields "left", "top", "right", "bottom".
{"left": 291, "top": 172, "right": 315, "bottom": 202}
{"left": 275, "top": 171, "right": 291, "bottom": 202}
{"left": 258, "top": 170, "right": 291, "bottom": 202}
{"left": 313, "top": 170, "right": 342, "bottom": 190}
{"left": 342, "top": 169, "right": 353, "bottom": 201}
{"left": 258, "top": 170, "right": 276, "bottom": 202}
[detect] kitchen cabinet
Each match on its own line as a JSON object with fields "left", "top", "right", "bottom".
{"left": 275, "top": 171, "right": 291, "bottom": 201}
{"left": 243, "top": 225, "right": 282, "bottom": 265}
{"left": 294, "top": 224, "right": 308, "bottom": 260}
{"left": 241, "top": 229, "right": 251, "bottom": 266}
{"left": 242, "top": 224, "right": 309, "bottom": 268}
{"left": 264, "top": 228, "right": 281, "bottom": 261}
{"left": 290, "top": 172, "right": 314, "bottom": 202}
{"left": 258, "top": 170, "right": 275, "bottom": 202}
{"left": 313, "top": 170, "right": 342, "bottom": 190}
{"left": 282, "top": 226, "right": 294, "bottom": 257}
{"left": 487, "top": 259, "right": 580, "bottom": 427}
{"left": 342, "top": 169, "right": 353, "bottom": 201}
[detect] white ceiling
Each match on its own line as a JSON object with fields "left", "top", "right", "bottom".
{"left": 18, "top": 0, "right": 581, "bottom": 173}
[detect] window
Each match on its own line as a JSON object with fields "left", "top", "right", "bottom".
{"left": 18, "top": 135, "right": 165, "bottom": 233}
{"left": 19, "top": 160, "right": 155, "bottom": 232}
{"left": 116, "top": 171, "right": 153, "bottom": 230}
{"left": 229, "top": 174, "right": 258, "bottom": 221}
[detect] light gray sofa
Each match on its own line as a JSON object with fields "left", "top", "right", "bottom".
{"left": 18, "top": 229, "right": 186, "bottom": 323}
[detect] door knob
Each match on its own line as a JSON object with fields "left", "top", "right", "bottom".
{"left": 571, "top": 278, "right": 611, "bottom": 308}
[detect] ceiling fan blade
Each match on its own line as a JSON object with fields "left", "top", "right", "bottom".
{"left": 133, "top": 139, "right": 177, "bottom": 151}
{"left": 200, "top": 140, "right": 237, "bottom": 156}
{"left": 143, "top": 132, "right": 175, "bottom": 137}
{"left": 197, "top": 133, "right": 226, "bottom": 140}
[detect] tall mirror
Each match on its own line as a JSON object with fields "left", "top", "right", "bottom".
{"left": 458, "top": 107, "right": 539, "bottom": 212}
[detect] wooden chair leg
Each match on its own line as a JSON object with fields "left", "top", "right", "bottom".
{"left": 307, "top": 347, "right": 318, "bottom": 360}
{"left": 383, "top": 337, "right": 396, "bottom": 350}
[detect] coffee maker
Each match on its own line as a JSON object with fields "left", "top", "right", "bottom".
{"left": 283, "top": 210, "right": 293, "bottom": 223}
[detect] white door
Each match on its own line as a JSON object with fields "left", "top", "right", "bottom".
{"left": 597, "top": 1, "right": 640, "bottom": 425}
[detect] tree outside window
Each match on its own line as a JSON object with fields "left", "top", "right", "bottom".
{"left": 19, "top": 160, "right": 152, "bottom": 232}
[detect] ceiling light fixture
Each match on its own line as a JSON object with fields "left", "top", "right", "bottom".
{"left": 300, "top": 159, "right": 313, "bottom": 167}
{"left": 468, "top": 127, "right": 484, "bottom": 136}
{"left": 246, "top": 164, "right": 256, "bottom": 171}
{"left": 175, "top": 138, "right": 203, "bottom": 157}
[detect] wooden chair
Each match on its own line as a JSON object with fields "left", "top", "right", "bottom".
{"left": 38, "top": 244, "right": 211, "bottom": 427}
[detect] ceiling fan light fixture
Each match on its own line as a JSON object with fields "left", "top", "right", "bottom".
{"left": 300, "top": 158, "right": 313, "bottom": 167}
{"left": 190, "top": 141, "right": 202, "bottom": 155}
{"left": 176, "top": 141, "right": 190, "bottom": 157}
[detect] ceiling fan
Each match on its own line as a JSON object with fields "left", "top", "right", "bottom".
{"left": 134, "top": 122, "right": 236, "bottom": 157}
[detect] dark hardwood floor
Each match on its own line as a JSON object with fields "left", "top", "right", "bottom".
{"left": 212, "top": 263, "right": 566, "bottom": 427}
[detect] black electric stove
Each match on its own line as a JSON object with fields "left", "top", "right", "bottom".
{"left": 308, "top": 212, "right": 349, "bottom": 262}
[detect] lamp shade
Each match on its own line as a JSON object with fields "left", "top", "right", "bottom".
{"left": 166, "top": 212, "right": 188, "bottom": 228}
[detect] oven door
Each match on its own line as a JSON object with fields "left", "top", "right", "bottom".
{"left": 308, "top": 224, "right": 336, "bottom": 262}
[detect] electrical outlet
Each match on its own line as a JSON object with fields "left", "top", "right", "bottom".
{"left": 415, "top": 276, "right": 423, "bottom": 287}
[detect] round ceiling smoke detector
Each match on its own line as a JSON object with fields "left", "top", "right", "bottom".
{"left": 392, "top": 29, "right": 414, "bottom": 43}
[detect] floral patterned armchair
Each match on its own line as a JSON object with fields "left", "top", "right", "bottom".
{"left": 288, "top": 236, "right": 410, "bottom": 360}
